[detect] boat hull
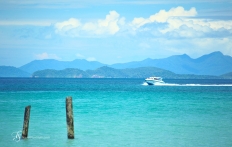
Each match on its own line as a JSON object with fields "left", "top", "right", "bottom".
{"left": 146, "top": 81, "right": 154, "bottom": 85}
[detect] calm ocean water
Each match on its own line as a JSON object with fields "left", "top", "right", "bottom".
{"left": 0, "top": 78, "right": 232, "bottom": 147}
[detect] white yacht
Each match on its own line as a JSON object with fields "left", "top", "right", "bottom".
{"left": 145, "top": 76, "right": 164, "bottom": 85}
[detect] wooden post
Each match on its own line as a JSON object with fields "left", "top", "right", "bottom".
{"left": 66, "top": 97, "right": 74, "bottom": 139}
{"left": 22, "top": 105, "right": 31, "bottom": 139}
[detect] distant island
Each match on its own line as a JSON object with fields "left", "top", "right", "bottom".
{"left": 0, "top": 51, "right": 232, "bottom": 79}
{"left": 32, "top": 66, "right": 231, "bottom": 79}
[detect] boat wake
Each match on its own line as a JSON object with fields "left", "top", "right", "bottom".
{"left": 142, "top": 82, "right": 232, "bottom": 86}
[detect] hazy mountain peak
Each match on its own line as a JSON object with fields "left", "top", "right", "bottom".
{"left": 202, "top": 51, "right": 223, "bottom": 57}
{"left": 20, "top": 58, "right": 106, "bottom": 73}
{"left": 111, "top": 51, "right": 232, "bottom": 75}
{"left": 179, "top": 54, "right": 192, "bottom": 59}
{"left": 196, "top": 51, "right": 224, "bottom": 61}
{"left": 12, "top": 51, "right": 232, "bottom": 76}
{"left": 209, "top": 51, "right": 223, "bottom": 55}
{"left": 0, "top": 66, "right": 30, "bottom": 77}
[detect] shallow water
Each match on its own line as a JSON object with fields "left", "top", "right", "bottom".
{"left": 0, "top": 78, "right": 232, "bottom": 147}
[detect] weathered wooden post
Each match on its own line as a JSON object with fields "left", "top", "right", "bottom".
{"left": 66, "top": 97, "right": 74, "bottom": 139}
{"left": 22, "top": 105, "right": 31, "bottom": 139}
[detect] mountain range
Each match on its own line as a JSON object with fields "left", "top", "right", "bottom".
{"left": 20, "top": 59, "right": 105, "bottom": 74}
{"left": 110, "top": 51, "right": 232, "bottom": 75}
{"left": 0, "top": 66, "right": 30, "bottom": 77}
{"left": 0, "top": 51, "right": 232, "bottom": 78}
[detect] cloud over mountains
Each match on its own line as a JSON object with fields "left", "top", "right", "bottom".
{"left": 0, "top": 2, "right": 232, "bottom": 67}
{"left": 54, "top": 6, "right": 232, "bottom": 39}
{"left": 55, "top": 11, "right": 124, "bottom": 36}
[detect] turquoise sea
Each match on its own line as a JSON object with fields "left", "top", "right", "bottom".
{"left": 0, "top": 78, "right": 232, "bottom": 147}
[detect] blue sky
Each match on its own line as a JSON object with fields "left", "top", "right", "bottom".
{"left": 0, "top": 0, "right": 232, "bottom": 67}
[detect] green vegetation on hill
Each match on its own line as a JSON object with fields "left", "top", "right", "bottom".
{"left": 86, "top": 66, "right": 127, "bottom": 78}
{"left": 120, "top": 67, "right": 175, "bottom": 78}
{"left": 33, "top": 68, "right": 89, "bottom": 78}
{"left": 32, "top": 66, "right": 221, "bottom": 79}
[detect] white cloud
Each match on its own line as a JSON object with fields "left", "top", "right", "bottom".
{"left": 82, "top": 11, "right": 122, "bottom": 35}
{"left": 131, "top": 6, "right": 197, "bottom": 29}
{"left": 55, "top": 11, "right": 124, "bottom": 36}
{"left": 97, "top": 11, "right": 121, "bottom": 35}
{"left": 55, "top": 18, "right": 81, "bottom": 35}
{"left": 160, "top": 18, "right": 232, "bottom": 38}
{"left": 35, "top": 52, "right": 61, "bottom": 60}
{"left": 82, "top": 22, "right": 96, "bottom": 32}
{"left": 150, "top": 6, "right": 197, "bottom": 22}
{"left": 128, "top": 6, "right": 232, "bottom": 39}
{"left": 53, "top": 7, "right": 232, "bottom": 40}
